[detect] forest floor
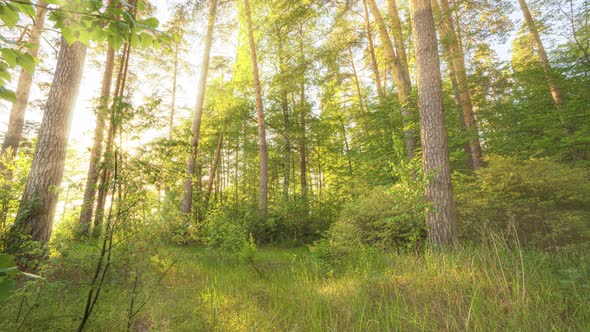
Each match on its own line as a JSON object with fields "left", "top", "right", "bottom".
{"left": 0, "top": 244, "right": 588, "bottom": 331}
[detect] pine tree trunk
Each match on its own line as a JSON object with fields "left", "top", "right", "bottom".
{"left": 181, "top": 0, "right": 219, "bottom": 214}
{"left": 245, "top": 0, "right": 269, "bottom": 216}
{"left": 366, "top": 0, "right": 416, "bottom": 159}
{"left": 298, "top": 25, "right": 308, "bottom": 204}
{"left": 517, "top": 0, "right": 571, "bottom": 133}
{"left": 410, "top": 0, "right": 458, "bottom": 245}
{"left": 78, "top": 46, "right": 116, "bottom": 235}
{"left": 434, "top": 0, "right": 483, "bottom": 169}
{"left": 362, "top": 0, "right": 384, "bottom": 101}
{"left": 7, "top": 39, "right": 87, "bottom": 252}
{"left": 1, "top": 1, "right": 48, "bottom": 160}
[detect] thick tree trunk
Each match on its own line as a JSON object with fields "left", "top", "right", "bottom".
{"left": 517, "top": 0, "right": 571, "bottom": 133}
{"left": 78, "top": 46, "right": 116, "bottom": 235}
{"left": 366, "top": 0, "right": 416, "bottom": 159}
{"left": 410, "top": 0, "right": 458, "bottom": 245}
{"left": 245, "top": 0, "right": 269, "bottom": 216}
{"left": 1, "top": 1, "right": 48, "bottom": 160}
{"left": 7, "top": 39, "right": 87, "bottom": 252}
{"left": 433, "top": 0, "right": 483, "bottom": 169}
{"left": 181, "top": 0, "right": 218, "bottom": 215}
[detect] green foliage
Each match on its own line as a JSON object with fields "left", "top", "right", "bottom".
{"left": 454, "top": 155, "right": 590, "bottom": 249}
{"left": 202, "top": 208, "right": 254, "bottom": 260}
{"left": 330, "top": 182, "right": 426, "bottom": 252}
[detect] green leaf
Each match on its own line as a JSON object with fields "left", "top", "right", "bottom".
{"left": 17, "top": 53, "right": 36, "bottom": 74}
{"left": 0, "top": 278, "right": 17, "bottom": 302}
{"left": 0, "top": 86, "right": 16, "bottom": 103}
{"left": 1, "top": 48, "right": 18, "bottom": 67}
{"left": 0, "top": 4, "right": 20, "bottom": 28}
{"left": 140, "top": 33, "right": 153, "bottom": 49}
{"left": 11, "top": 0, "right": 35, "bottom": 17}
{"left": 141, "top": 17, "right": 159, "bottom": 29}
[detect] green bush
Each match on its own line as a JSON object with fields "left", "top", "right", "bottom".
{"left": 454, "top": 155, "right": 590, "bottom": 249}
{"left": 330, "top": 183, "right": 426, "bottom": 252}
{"left": 202, "top": 208, "right": 252, "bottom": 260}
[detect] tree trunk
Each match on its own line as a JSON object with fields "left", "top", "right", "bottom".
{"left": 517, "top": 0, "right": 571, "bottom": 133}
{"left": 170, "top": 41, "right": 179, "bottom": 139}
{"left": 1, "top": 1, "right": 48, "bottom": 160}
{"left": 410, "top": 0, "right": 458, "bottom": 245}
{"left": 245, "top": 0, "right": 269, "bottom": 216}
{"left": 433, "top": 0, "right": 483, "bottom": 169}
{"left": 348, "top": 46, "right": 367, "bottom": 121}
{"left": 78, "top": 46, "right": 116, "bottom": 235}
{"left": 366, "top": 0, "right": 416, "bottom": 159}
{"left": 7, "top": 39, "right": 87, "bottom": 253}
{"left": 298, "top": 24, "right": 308, "bottom": 202}
{"left": 204, "top": 131, "right": 224, "bottom": 210}
{"left": 181, "top": 0, "right": 218, "bottom": 215}
{"left": 362, "top": 0, "right": 384, "bottom": 101}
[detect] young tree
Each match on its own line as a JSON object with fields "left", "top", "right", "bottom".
{"left": 1, "top": 1, "right": 48, "bottom": 160}
{"left": 181, "top": 0, "right": 219, "bottom": 215}
{"left": 410, "top": 0, "right": 457, "bottom": 245}
{"left": 6, "top": 39, "right": 87, "bottom": 251}
{"left": 244, "top": 0, "right": 269, "bottom": 216}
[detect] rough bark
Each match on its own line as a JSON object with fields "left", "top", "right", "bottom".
{"left": 366, "top": 0, "right": 416, "bottom": 159}
{"left": 1, "top": 1, "right": 48, "bottom": 160}
{"left": 245, "top": 0, "right": 269, "bottom": 216}
{"left": 7, "top": 39, "right": 87, "bottom": 251}
{"left": 181, "top": 0, "right": 218, "bottom": 214}
{"left": 78, "top": 46, "right": 116, "bottom": 235}
{"left": 410, "top": 0, "right": 458, "bottom": 245}
{"left": 517, "top": 0, "right": 571, "bottom": 133}
{"left": 433, "top": 0, "right": 483, "bottom": 169}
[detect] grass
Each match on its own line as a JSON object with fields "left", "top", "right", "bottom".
{"left": 0, "top": 241, "right": 588, "bottom": 331}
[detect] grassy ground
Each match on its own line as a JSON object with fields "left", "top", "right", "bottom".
{"left": 0, "top": 243, "right": 588, "bottom": 331}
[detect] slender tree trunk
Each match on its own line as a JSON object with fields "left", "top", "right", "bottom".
{"left": 410, "top": 0, "right": 458, "bottom": 245}
{"left": 78, "top": 46, "right": 116, "bottom": 235}
{"left": 181, "top": 0, "right": 218, "bottom": 215}
{"left": 245, "top": 0, "right": 269, "bottom": 216}
{"left": 170, "top": 41, "right": 179, "bottom": 139}
{"left": 339, "top": 116, "right": 354, "bottom": 176}
{"left": 1, "top": 1, "right": 48, "bottom": 160}
{"left": 433, "top": 0, "right": 483, "bottom": 169}
{"left": 517, "top": 0, "right": 571, "bottom": 133}
{"left": 204, "top": 131, "right": 224, "bottom": 210}
{"left": 366, "top": 0, "right": 416, "bottom": 159}
{"left": 362, "top": 0, "right": 384, "bottom": 101}
{"left": 94, "top": 43, "right": 131, "bottom": 234}
{"left": 298, "top": 25, "right": 308, "bottom": 202}
{"left": 7, "top": 39, "right": 87, "bottom": 254}
{"left": 278, "top": 38, "right": 291, "bottom": 203}
{"left": 348, "top": 46, "right": 367, "bottom": 121}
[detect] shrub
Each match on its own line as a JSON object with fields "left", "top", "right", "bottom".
{"left": 330, "top": 182, "right": 426, "bottom": 252}
{"left": 454, "top": 155, "right": 590, "bottom": 249}
{"left": 202, "top": 208, "right": 252, "bottom": 260}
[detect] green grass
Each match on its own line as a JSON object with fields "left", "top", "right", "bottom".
{"left": 0, "top": 243, "right": 588, "bottom": 331}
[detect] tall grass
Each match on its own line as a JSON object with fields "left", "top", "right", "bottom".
{"left": 0, "top": 240, "right": 588, "bottom": 331}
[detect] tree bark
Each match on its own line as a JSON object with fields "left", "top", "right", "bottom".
{"left": 517, "top": 0, "right": 571, "bottom": 133}
{"left": 366, "top": 0, "right": 416, "bottom": 159}
{"left": 245, "top": 0, "right": 269, "bottom": 216}
{"left": 348, "top": 46, "right": 367, "bottom": 121}
{"left": 1, "top": 1, "right": 48, "bottom": 160}
{"left": 410, "top": 0, "right": 458, "bottom": 245}
{"left": 433, "top": 0, "right": 483, "bottom": 169}
{"left": 7, "top": 39, "right": 87, "bottom": 252}
{"left": 204, "top": 131, "right": 224, "bottom": 210}
{"left": 181, "top": 0, "right": 218, "bottom": 215}
{"left": 78, "top": 46, "right": 116, "bottom": 235}
{"left": 362, "top": 0, "right": 384, "bottom": 101}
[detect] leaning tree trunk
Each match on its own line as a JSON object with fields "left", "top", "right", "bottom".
{"left": 410, "top": 0, "right": 458, "bottom": 246}
{"left": 181, "top": 0, "right": 218, "bottom": 214}
{"left": 7, "top": 39, "right": 87, "bottom": 254}
{"left": 517, "top": 0, "right": 571, "bottom": 133}
{"left": 78, "top": 45, "right": 116, "bottom": 235}
{"left": 1, "top": 1, "right": 48, "bottom": 160}
{"left": 245, "top": 0, "right": 269, "bottom": 216}
{"left": 366, "top": 0, "right": 416, "bottom": 160}
{"left": 362, "top": 0, "right": 384, "bottom": 101}
{"left": 434, "top": 0, "right": 483, "bottom": 169}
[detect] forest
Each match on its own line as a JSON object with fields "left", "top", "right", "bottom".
{"left": 0, "top": 0, "right": 589, "bottom": 330}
